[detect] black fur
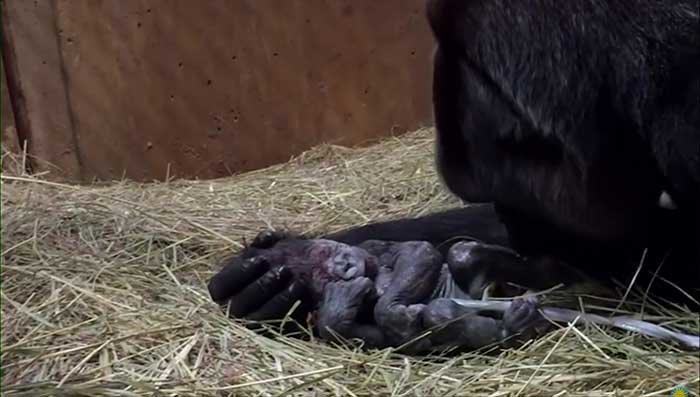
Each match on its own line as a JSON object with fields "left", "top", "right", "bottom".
{"left": 209, "top": 0, "right": 700, "bottom": 322}
{"left": 343, "top": 0, "right": 700, "bottom": 298}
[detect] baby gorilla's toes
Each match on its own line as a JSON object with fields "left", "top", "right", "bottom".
{"left": 503, "top": 296, "right": 542, "bottom": 336}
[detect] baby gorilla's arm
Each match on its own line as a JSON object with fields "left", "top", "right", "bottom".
{"left": 372, "top": 242, "right": 444, "bottom": 350}
{"left": 316, "top": 278, "right": 386, "bottom": 349}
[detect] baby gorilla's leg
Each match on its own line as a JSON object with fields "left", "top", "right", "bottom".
{"left": 374, "top": 242, "right": 444, "bottom": 351}
{"left": 422, "top": 297, "right": 543, "bottom": 350}
{"left": 316, "top": 278, "right": 385, "bottom": 349}
{"left": 447, "top": 241, "right": 590, "bottom": 299}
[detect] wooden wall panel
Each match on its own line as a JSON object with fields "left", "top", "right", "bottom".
{"left": 1, "top": 56, "right": 21, "bottom": 156}
{"left": 3, "top": 0, "right": 434, "bottom": 182}
{"left": 2, "top": 0, "right": 83, "bottom": 179}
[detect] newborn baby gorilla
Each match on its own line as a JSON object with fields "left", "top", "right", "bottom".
{"left": 209, "top": 231, "right": 546, "bottom": 353}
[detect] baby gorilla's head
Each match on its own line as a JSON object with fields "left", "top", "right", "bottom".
{"left": 254, "top": 238, "right": 378, "bottom": 298}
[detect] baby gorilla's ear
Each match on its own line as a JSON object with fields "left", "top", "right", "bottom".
{"left": 250, "top": 230, "right": 300, "bottom": 249}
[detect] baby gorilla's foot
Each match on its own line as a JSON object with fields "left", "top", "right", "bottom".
{"left": 374, "top": 302, "right": 427, "bottom": 347}
{"left": 503, "top": 296, "right": 544, "bottom": 339}
{"left": 422, "top": 298, "right": 462, "bottom": 327}
{"left": 422, "top": 298, "right": 505, "bottom": 350}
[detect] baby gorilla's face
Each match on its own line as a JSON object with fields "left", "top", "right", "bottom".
{"left": 254, "top": 238, "right": 378, "bottom": 298}
{"left": 306, "top": 239, "right": 377, "bottom": 281}
{"left": 301, "top": 239, "right": 378, "bottom": 297}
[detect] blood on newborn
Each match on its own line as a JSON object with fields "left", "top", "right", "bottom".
{"left": 253, "top": 238, "right": 379, "bottom": 299}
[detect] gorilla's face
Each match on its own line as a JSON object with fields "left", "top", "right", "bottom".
{"left": 253, "top": 238, "right": 379, "bottom": 298}
{"left": 305, "top": 239, "right": 377, "bottom": 281}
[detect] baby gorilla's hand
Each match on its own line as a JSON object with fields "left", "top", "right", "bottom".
{"left": 316, "top": 278, "right": 383, "bottom": 346}
{"left": 317, "top": 278, "right": 374, "bottom": 332}
{"left": 374, "top": 302, "right": 427, "bottom": 345}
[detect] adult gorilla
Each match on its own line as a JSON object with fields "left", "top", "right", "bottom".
{"left": 208, "top": 0, "right": 700, "bottom": 320}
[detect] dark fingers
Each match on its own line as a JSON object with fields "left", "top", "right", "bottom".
{"left": 251, "top": 230, "right": 291, "bottom": 249}
{"left": 208, "top": 256, "right": 270, "bottom": 303}
{"left": 226, "top": 266, "right": 293, "bottom": 318}
{"left": 247, "top": 280, "right": 309, "bottom": 322}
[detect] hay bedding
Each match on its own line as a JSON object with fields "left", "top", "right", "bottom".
{"left": 1, "top": 128, "right": 698, "bottom": 396}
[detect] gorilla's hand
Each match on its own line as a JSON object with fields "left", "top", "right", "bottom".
{"left": 207, "top": 230, "right": 309, "bottom": 321}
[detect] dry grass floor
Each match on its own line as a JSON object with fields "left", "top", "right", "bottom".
{"left": 1, "top": 129, "right": 699, "bottom": 396}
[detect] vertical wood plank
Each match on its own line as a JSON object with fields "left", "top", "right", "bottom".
{"left": 1, "top": 54, "right": 21, "bottom": 156}
{"left": 1, "top": 0, "right": 82, "bottom": 180}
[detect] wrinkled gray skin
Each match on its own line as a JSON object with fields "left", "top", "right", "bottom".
{"left": 316, "top": 240, "right": 544, "bottom": 353}
{"left": 248, "top": 233, "right": 546, "bottom": 353}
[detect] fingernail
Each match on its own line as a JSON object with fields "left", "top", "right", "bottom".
{"left": 278, "top": 266, "right": 292, "bottom": 279}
